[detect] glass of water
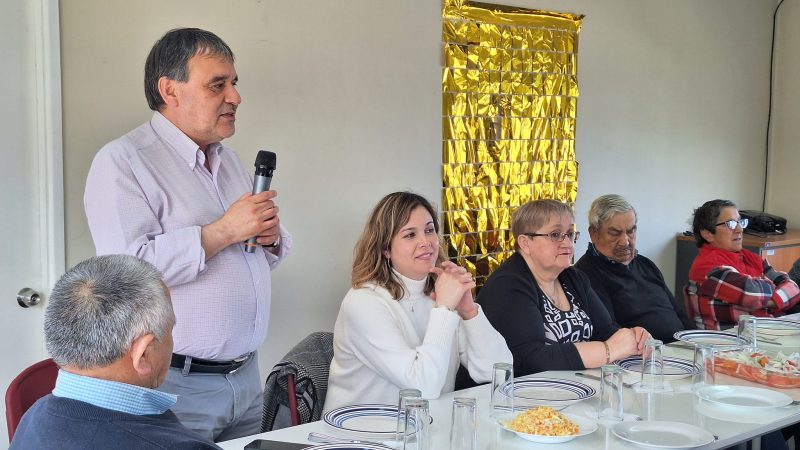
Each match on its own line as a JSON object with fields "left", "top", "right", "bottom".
{"left": 396, "top": 388, "right": 422, "bottom": 441}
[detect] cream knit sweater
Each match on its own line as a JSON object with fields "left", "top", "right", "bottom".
{"left": 323, "top": 272, "right": 512, "bottom": 412}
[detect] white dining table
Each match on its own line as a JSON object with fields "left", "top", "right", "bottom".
{"left": 219, "top": 344, "right": 800, "bottom": 450}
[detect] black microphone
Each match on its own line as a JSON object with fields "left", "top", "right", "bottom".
{"left": 244, "top": 150, "right": 277, "bottom": 253}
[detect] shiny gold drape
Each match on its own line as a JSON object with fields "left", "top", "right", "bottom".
{"left": 442, "top": 1, "right": 583, "bottom": 287}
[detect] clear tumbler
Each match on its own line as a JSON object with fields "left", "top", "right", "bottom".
{"left": 692, "top": 343, "right": 715, "bottom": 390}
{"left": 449, "top": 397, "right": 477, "bottom": 450}
{"left": 396, "top": 388, "right": 422, "bottom": 441}
{"left": 403, "top": 398, "right": 430, "bottom": 450}
{"left": 737, "top": 314, "right": 758, "bottom": 351}
{"left": 597, "top": 364, "right": 625, "bottom": 422}
{"left": 490, "top": 362, "right": 514, "bottom": 417}
{"left": 640, "top": 338, "right": 665, "bottom": 391}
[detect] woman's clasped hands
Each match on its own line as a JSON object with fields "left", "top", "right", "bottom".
{"left": 430, "top": 261, "right": 479, "bottom": 319}
{"left": 632, "top": 326, "right": 651, "bottom": 354}
{"left": 606, "top": 326, "right": 652, "bottom": 361}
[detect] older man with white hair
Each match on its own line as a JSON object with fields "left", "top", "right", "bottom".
{"left": 575, "top": 194, "right": 694, "bottom": 342}
{"left": 10, "top": 255, "right": 220, "bottom": 449}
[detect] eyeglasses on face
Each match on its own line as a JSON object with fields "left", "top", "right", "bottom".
{"left": 522, "top": 230, "right": 580, "bottom": 243}
{"left": 715, "top": 218, "right": 748, "bottom": 230}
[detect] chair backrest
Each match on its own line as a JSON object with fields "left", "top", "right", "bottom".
{"left": 6, "top": 358, "right": 59, "bottom": 441}
{"left": 683, "top": 281, "right": 704, "bottom": 330}
{"left": 262, "top": 332, "right": 334, "bottom": 431}
{"left": 286, "top": 373, "right": 300, "bottom": 426}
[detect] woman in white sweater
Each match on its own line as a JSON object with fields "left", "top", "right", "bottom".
{"left": 324, "top": 192, "right": 512, "bottom": 412}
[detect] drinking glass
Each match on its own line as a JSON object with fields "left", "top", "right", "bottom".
{"left": 490, "top": 362, "right": 514, "bottom": 416}
{"left": 597, "top": 364, "right": 624, "bottom": 422}
{"left": 449, "top": 397, "right": 477, "bottom": 450}
{"left": 737, "top": 314, "right": 758, "bottom": 351}
{"left": 640, "top": 338, "right": 665, "bottom": 391}
{"left": 692, "top": 343, "right": 715, "bottom": 390}
{"left": 396, "top": 388, "right": 422, "bottom": 441}
{"left": 403, "top": 398, "right": 430, "bottom": 450}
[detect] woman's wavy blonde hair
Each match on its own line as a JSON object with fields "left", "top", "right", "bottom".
{"left": 352, "top": 192, "right": 447, "bottom": 300}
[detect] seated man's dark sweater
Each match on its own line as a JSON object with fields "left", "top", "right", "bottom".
{"left": 10, "top": 395, "right": 220, "bottom": 450}
{"left": 575, "top": 243, "right": 694, "bottom": 342}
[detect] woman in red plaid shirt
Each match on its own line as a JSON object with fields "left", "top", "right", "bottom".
{"left": 687, "top": 199, "right": 800, "bottom": 330}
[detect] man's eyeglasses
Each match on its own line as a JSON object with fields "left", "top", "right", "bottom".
{"left": 715, "top": 218, "right": 748, "bottom": 230}
{"left": 522, "top": 230, "right": 580, "bottom": 243}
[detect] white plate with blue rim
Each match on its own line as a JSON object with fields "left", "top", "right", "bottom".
{"left": 306, "top": 444, "right": 393, "bottom": 450}
{"left": 673, "top": 330, "right": 747, "bottom": 347}
{"left": 322, "top": 404, "right": 432, "bottom": 439}
{"left": 615, "top": 356, "right": 699, "bottom": 380}
{"left": 500, "top": 412, "right": 598, "bottom": 444}
{"left": 499, "top": 376, "right": 595, "bottom": 409}
{"left": 322, "top": 404, "right": 400, "bottom": 439}
{"left": 755, "top": 318, "right": 800, "bottom": 337}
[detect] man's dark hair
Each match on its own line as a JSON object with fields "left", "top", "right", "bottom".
{"left": 144, "top": 28, "right": 235, "bottom": 111}
{"left": 692, "top": 199, "right": 737, "bottom": 247}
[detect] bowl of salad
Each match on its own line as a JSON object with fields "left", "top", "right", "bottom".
{"left": 714, "top": 349, "right": 800, "bottom": 388}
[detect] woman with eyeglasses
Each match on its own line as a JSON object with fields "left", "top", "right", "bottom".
{"left": 476, "top": 199, "right": 650, "bottom": 376}
{"left": 688, "top": 199, "right": 800, "bottom": 330}
{"left": 323, "top": 192, "right": 512, "bottom": 412}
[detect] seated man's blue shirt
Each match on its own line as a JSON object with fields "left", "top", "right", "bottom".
{"left": 52, "top": 369, "right": 177, "bottom": 415}
{"left": 11, "top": 369, "right": 221, "bottom": 449}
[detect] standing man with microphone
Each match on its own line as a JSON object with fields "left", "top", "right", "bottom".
{"left": 83, "top": 28, "right": 291, "bottom": 442}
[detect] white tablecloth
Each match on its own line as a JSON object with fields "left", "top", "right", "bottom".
{"left": 219, "top": 345, "right": 800, "bottom": 450}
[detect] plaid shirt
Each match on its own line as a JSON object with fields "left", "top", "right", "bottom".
{"left": 687, "top": 244, "right": 800, "bottom": 330}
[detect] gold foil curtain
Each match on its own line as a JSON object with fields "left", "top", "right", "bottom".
{"left": 442, "top": 1, "right": 583, "bottom": 287}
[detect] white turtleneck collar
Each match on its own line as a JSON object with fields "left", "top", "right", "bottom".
{"left": 392, "top": 269, "right": 428, "bottom": 299}
{"left": 391, "top": 269, "right": 434, "bottom": 339}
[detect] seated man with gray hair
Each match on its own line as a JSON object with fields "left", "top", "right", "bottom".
{"left": 575, "top": 194, "right": 694, "bottom": 342}
{"left": 10, "top": 255, "right": 220, "bottom": 449}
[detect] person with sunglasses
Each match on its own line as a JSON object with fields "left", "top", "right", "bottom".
{"left": 477, "top": 199, "right": 650, "bottom": 377}
{"left": 688, "top": 199, "right": 800, "bottom": 330}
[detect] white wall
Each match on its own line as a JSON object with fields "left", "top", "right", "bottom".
{"left": 61, "top": 0, "right": 778, "bottom": 374}
{"left": 535, "top": 0, "right": 776, "bottom": 282}
{"left": 769, "top": 0, "right": 800, "bottom": 223}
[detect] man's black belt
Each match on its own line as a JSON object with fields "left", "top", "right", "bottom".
{"left": 170, "top": 353, "right": 252, "bottom": 374}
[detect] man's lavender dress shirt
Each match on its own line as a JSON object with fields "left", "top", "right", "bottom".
{"left": 84, "top": 112, "right": 291, "bottom": 361}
